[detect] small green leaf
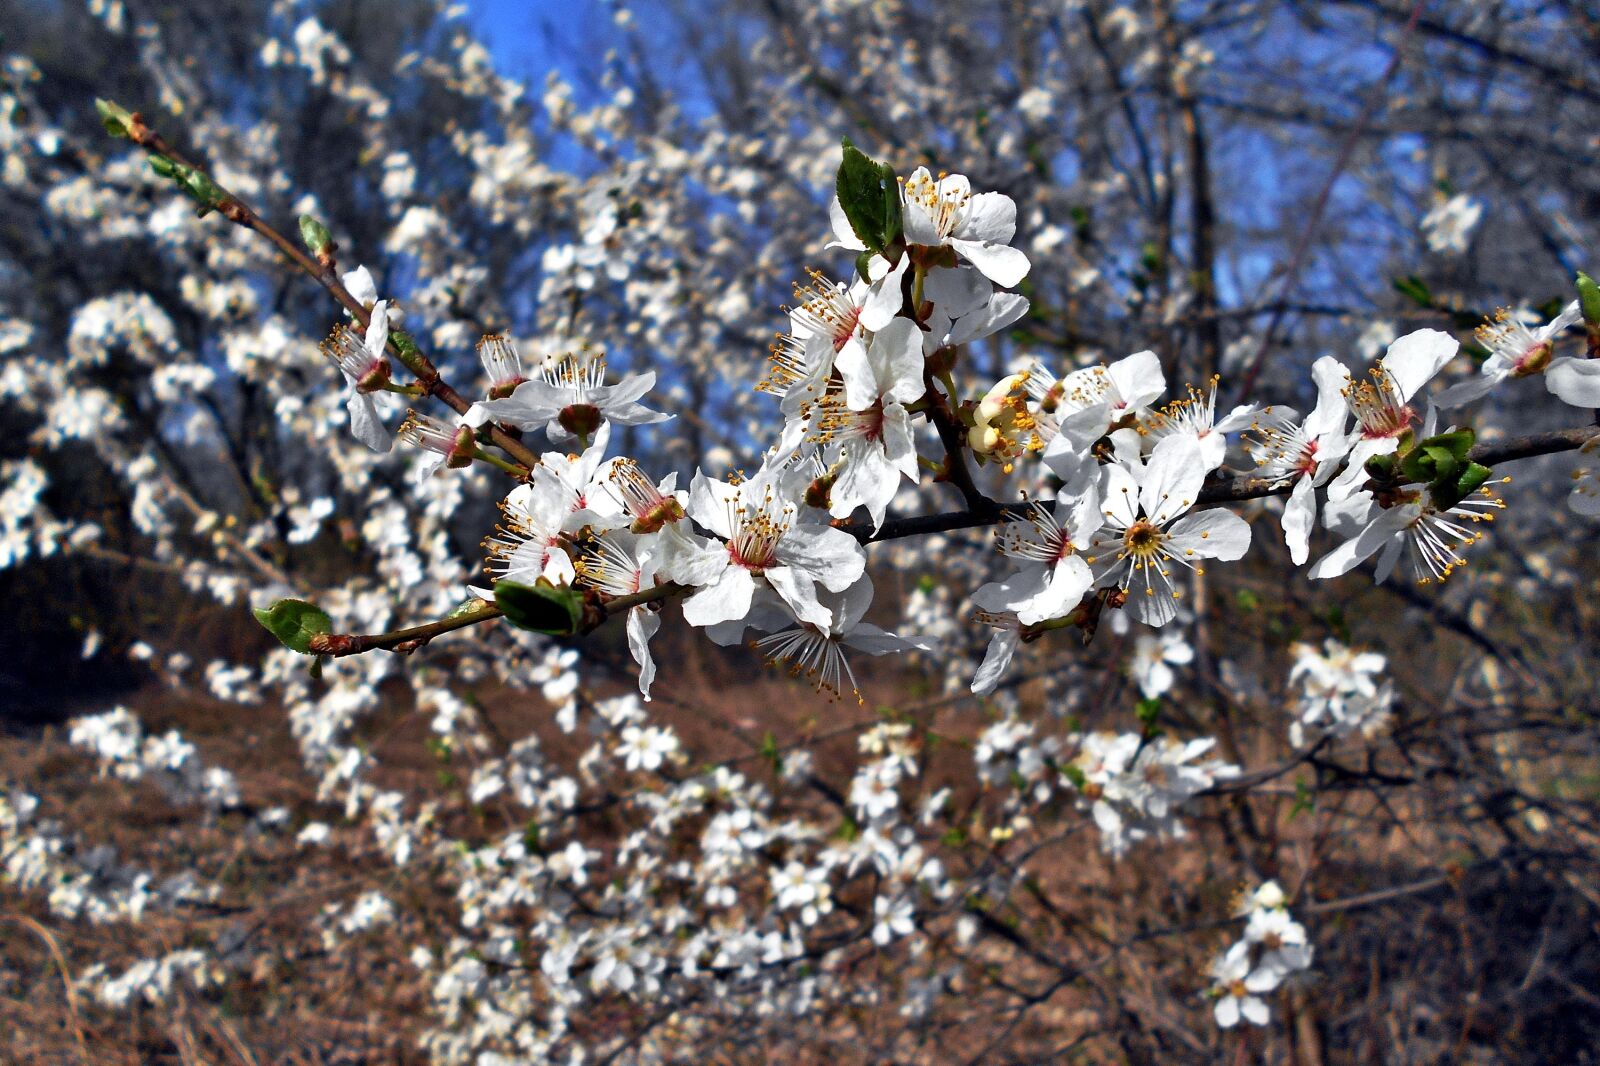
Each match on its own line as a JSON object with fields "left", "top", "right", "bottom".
{"left": 836, "top": 137, "right": 900, "bottom": 257}
{"left": 1432, "top": 461, "right": 1495, "bottom": 511}
{"left": 252, "top": 599, "right": 333, "bottom": 654}
{"left": 1401, "top": 429, "right": 1475, "bottom": 486}
{"left": 1578, "top": 272, "right": 1600, "bottom": 329}
{"left": 445, "top": 596, "right": 491, "bottom": 619}
{"left": 494, "top": 579, "right": 584, "bottom": 636}
{"left": 1060, "top": 762, "right": 1087, "bottom": 791}
{"left": 1289, "top": 775, "right": 1315, "bottom": 819}
{"left": 1392, "top": 275, "right": 1433, "bottom": 308}
{"left": 1135, "top": 697, "right": 1162, "bottom": 732}
{"left": 759, "top": 731, "right": 781, "bottom": 774}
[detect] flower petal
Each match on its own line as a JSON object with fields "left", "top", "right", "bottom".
{"left": 1308, "top": 502, "right": 1418, "bottom": 580}
{"left": 949, "top": 238, "right": 1030, "bottom": 287}
{"left": 681, "top": 566, "right": 755, "bottom": 628}
{"left": 1165, "top": 507, "right": 1251, "bottom": 561}
{"left": 1546, "top": 356, "right": 1600, "bottom": 408}
{"left": 1382, "top": 328, "right": 1458, "bottom": 403}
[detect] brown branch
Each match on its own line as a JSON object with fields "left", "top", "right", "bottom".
{"left": 309, "top": 603, "right": 503, "bottom": 657}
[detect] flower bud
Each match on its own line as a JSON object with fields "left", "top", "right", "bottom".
{"left": 299, "top": 214, "right": 337, "bottom": 268}
{"left": 95, "top": 98, "right": 137, "bottom": 139}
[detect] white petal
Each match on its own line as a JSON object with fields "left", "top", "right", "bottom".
{"left": 776, "top": 524, "right": 866, "bottom": 592}
{"left": 922, "top": 265, "right": 990, "bottom": 320}
{"left": 1123, "top": 585, "right": 1178, "bottom": 628}
{"left": 955, "top": 191, "right": 1017, "bottom": 244}
{"left": 345, "top": 391, "right": 393, "bottom": 452}
{"left": 765, "top": 565, "right": 832, "bottom": 629}
{"left": 1098, "top": 461, "right": 1141, "bottom": 530}
{"left": 826, "top": 196, "right": 867, "bottom": 251}
{"left": 1282, "top": 475, "right": 1317, "bottom": 566}
{"left": 846, "top": 622, "right": 932, "bottom": 655}
{"left": 970, "top": 627, "right": 1020, "bottom": 695}
{"left": 686, "top": 471, "right": 738, "bottom": 539}
{"left": 474, "top": 381, "right": 565, "bottom": 429}
{"left": 627, "top": 607, "right": 661, "bottom": 700}
{"left": 363, "top": 300, "right": 391, "bottom": 356}
{"left": 1107, "top": 349, "right": 1167, "bottom": 411}
{"left": 949, "top": 238, "right": 1030, "bottom": 287}
{"left": 830, "top": 440, "right": 900, "bottom": 531}
{"left": 971, "top": 567, "right": 1048, "bottom": 613}
{"left": 1240, "top": 996, "right": 1270, "bottom": 1026}
{"left": 946, "top": 292, "right": 1030, "bottom": 348}
{"left": 681, "top": 566, "right": 755, "bottom": 628}
{"left": 1546, "top": 357, "right": 1600, "bottom": 408}
{"left": 1307, "top": 503, "right": 1418, "bottom": 580}
{"left": 1214, "top": 996, "right": 1241, "bottom": 1029}
{"left": 658, "top": 526, "right": 730, "bottom": 588}
{"left": 1382, "top": 328, "right": 1458, "bottom": 403}
{"left": 876, "top": 318, "right": 928, "bottom": 406}
{"left": 1327, "top": 437, "right": 1397, "bottom": 502}
{"left": 1139, "top": 434, "right": 1205, "bottom": 526}
{"left": 1014, "top": 557, "right": 1094, "bottom": 625}
{"left": 859, "top": 257, "right": 909, "bottom": 332}
{"left": 1305, "top": 356, "right": 1351, "bottom": 439}
{"left": 1165, "top": 507, "right": 1251, "bottom": 561}
{"left": 1433, "top": 371, "right": 1502, "bottom": 409}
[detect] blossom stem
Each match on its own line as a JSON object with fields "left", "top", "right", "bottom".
{"left": 473, "top": 449, "right": 530, "bottom": 479}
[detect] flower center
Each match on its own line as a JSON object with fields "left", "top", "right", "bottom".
{"left": 1346, "top": 369, "right": 1413, "bottom": 438}
{"left": 1513, "top": 340, "right": 1553, "bottom": 377}
{"left": 727, "top": 496, "right": 791, "bottom": 571}
{"left": 1124, "top": 520, "right": 1162, "bottom": 556}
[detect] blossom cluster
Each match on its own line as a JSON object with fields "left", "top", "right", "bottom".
{"left": 1207, "top": 881, "right": 1315, "bottom": 1028}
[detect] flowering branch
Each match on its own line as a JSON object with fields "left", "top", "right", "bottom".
{"left": 96, "top": 99, "right": 541, "bottom": 472}
{"left": 308, "top": 601, "right": 504, "bottom": 657}
{"left": 851, "top": 424, "right": 1600, "bottom": 544}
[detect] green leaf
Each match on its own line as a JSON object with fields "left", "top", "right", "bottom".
{"left": 494, "top": 579, "right": 584, "bottom": 636}
{"left": 1289, "top": 776, "right": 1315, "bottom": 819}
{"left": 1578, "top": 272, "right": 1600, "bottom": 329}
{"left": 1060, "top": 762, "right": 1087, "bottom": 791}
{"left": 1392, "top": 275, "right": 1433, "bottom": 308}
{"left": 1400, "top": 429, "right": 1474, "bottom": 485}
{"left": 252, "top": 599, "right": 333, "bottom": 654}
{"left": 836, "top": 137, "right": 900, "bottom": 257}
{"left": 1432, "top": 461, "right": 1495, "bottom": 511}
{"left": 1135, "top": 697, "right": 1162, "bottom": 732}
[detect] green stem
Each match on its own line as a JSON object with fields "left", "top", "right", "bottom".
{"left": 475, "top": 449, "right": 529, "bottom": 479}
